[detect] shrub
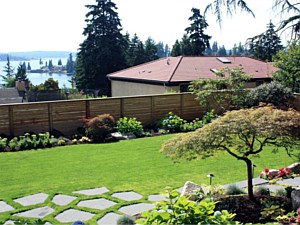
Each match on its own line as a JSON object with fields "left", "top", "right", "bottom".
{"left": 0, "top": 137, "right": 8, "bottom": 151}
{"left": 245, "top": 82, "right": 294, "bottom": 107}
{"left": 255, "top": 186, "right": 270, "bottom": 196}
{"left": 137, "top": 189, "right": 237, "bottom": 225}
{"left": 117, "top": 215, "right": 135, "bottom": 225}
{"left": 275, "top": 189, "right": 287, "bottom": 197}
{"left": 226, "top": 184, "right": 246, "bottom": 195}
{"left": 116, "top": 117, "right": 144, "bottom": 137}
{"left": 159, "top": 112, "right": 184, "bottom": 133}
{"left": 85, "top": 114, "right": 115, "bottom": 142}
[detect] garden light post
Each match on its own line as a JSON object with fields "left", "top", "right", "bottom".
{"left": 252, "top": 164, "right": 257, "bottom": 178}
{"left": 207, "top": 173, "right": 214, "bottom": 185}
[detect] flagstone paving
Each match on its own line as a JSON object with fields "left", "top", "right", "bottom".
{"left": 112, "top": 191, "right": 143, "bottom": 201}
{"left": 13, "top": 206, "right": 55, "bottom": 219}
{"left": 276, "top": 176, "right": 300, "bottom": 186}
{"left": 0, "top": 201, "right": 14, "bottom": 213}
{"left": 97, "top": 212, "right": 122, "bottom": 225}
{"left": 14, "top": 193, "right": 49, "bottom": 206}
{"left": 119, "top": 203, "right": 155, "bottom": 216}
{"left": 148, "top": 194, "right": 166, "bottom": 202}
{"left": 77, "top": 198, "right": 117, "bottom": 210}
{"left": 73, "top": 187, "right": 110, "bottom": 196}
{"left": 52, "top": 194, "right": 77, "bottom": 206}
{"left": 55, "top": 209, "right": 95, "bottom": 223}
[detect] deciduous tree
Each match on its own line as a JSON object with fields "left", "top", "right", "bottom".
{"left": 273, "top": 40, "right": 300, "bottom": 92}
{"left": 161, "top": 106, "right": 300, "bottom": 201}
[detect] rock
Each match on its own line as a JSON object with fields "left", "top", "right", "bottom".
{"left": 288, "top": 162, "right": 300, "bottom": 174}
{"left": 110, "top": 132, "right": 127, "bottom": 140}
{"left": 268, "top": 169, "right": 279, "bottom": 179}
{"left": 291, "top": 189, "right": 300, "bottom": 211}
{"left": 181, "top": 181, "right": 204, "bottom": 200}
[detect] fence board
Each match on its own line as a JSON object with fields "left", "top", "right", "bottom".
{"left": 0, "top": 106, "right": 9, "bottom": 134}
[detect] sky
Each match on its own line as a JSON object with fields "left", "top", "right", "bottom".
{"left": 0, "top": 0, "right": 288, "bottom": 53}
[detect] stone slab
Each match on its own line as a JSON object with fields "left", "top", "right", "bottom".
{"left": 0, "top": 201, "right": 15, "bottom": 213}
{"left": 97, "top": 212, "right": 122, "bottom": 225}
{"left": 4, "top": 221, "right": 15, "bottom": 225}
{"left": 52, "top": 194, "right": 77, "bottom": 206}
{"left": 14, "top": 193, "right": 49, "bottom": 206}
{"left": 77, "top": 198, "right": 116, "bottom": 210}
{"left": 14, "top": 206, "right": 54, "bottom": 219}
{"left": 276, "top": 177, "right": 300, "bottom": 187}
{"left": 148, "top": 194, "right": 166, "bottom": 202}
{"left": 112, "top": 191, "right": 143, "bottom": 201}
{"left": 73, "top": 187, "right": 109, "bottom": 196}
{"left": 55, "top": 209, "right": 95, "bottom": 223}
{"left": 119, "top": 203, "right": 154, "bottom": 216}
{"left": 224, "top": 178, "right": 268, "bottom": 189}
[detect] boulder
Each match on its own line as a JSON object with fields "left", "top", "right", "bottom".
{"left": 181, "top": 181, "right": 204, "bottom": 200}
{"left": 291, "top": 189, "right": 300, "bottom": 211}
{"left": 288, "top": 162, "right": 300, "bottom": 174}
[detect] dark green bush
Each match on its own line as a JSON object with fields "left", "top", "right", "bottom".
{"left": 85, "top": 114, "right": 115, "bottom": 142}
{"left": 116, "top": 117, "right": 144, "bottom": 137}
{"left": 117, "top": 215, "right": 135, "bottom": 225}
{"left": 245, "top": 82, "right": 294, "bottom": 107}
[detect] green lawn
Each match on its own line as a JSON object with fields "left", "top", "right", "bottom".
{"left": 0, "top": 134, "right": 296, "bottom": 201}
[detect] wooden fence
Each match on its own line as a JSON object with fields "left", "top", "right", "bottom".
{"left": 0, "top": 93, "right": 207, "bottom": 137}
{"left": 2, "top": 92, "right": 300, "bottom": 137}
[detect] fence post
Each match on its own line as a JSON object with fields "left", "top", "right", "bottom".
{"left": 85, "top": 100, "right": 90, "bottom": 118}
{"left": 120, "top": 98, "right": 124, "bottom": 118}
{"left": 8, "top": 105, "right": 14, "bottom": 137}
{"left": 180, "top": 94, "right": 184, "bottom": 118}
{"left": 48, "top": 103, "right": 53, "bottom": 133}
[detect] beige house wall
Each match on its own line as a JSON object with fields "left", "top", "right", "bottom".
{"left": 111, "top": 80, "right": 180, "bottom": 97}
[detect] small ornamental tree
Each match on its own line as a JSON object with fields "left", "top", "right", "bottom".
{"left": 190, "top": 66, "right": 251, "bottom": 112}
{"left": 161, "top": 106, "right": 300, "bottom": 201}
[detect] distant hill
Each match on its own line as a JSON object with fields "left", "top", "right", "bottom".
{"left": 0, "top": 54, "right": 28, "bottom": 61}
{"left": 0, "top": 51, "right": 77, "bottom": 61}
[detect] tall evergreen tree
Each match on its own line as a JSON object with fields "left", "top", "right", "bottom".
{"left": 171, "top": 40, "right": 182, "bottom": 57}
{"left": 156, "top": 42, "right": 165, "bottom": 58}
{"left": 1, "top": 55, "right": 16, "bottom": 87}
{"left": 66, "top": 53, "right": 75, "bottom": 74}
{"left": 217, "top": 45, "right": 227, "bottom": 56}
{"left": 181, "top": 34, "right": 194, "bottom": 56}
{"left": 144, "top": 37, "right": 159, "bottom": 61}
{"left": 185, "top": 8, "right": 211, "bottom": 56}
{"left": 164, "top": 44, "right": 170, "bottom": 57}
{"left": 126, "top": 33, "right": 146, "bottom": 67}
{"left": 58, "top": 59, "right": 62, "bottom": 66}
{"left": 27, "top": 62, "right": 31, "bottom": 71}
{"left": 248, "top": 21, "right": 283, "bottom": 61}
{"left": 212, "top": 41, "right": 219, "bottom": 56}
{"left": 16, "top": 63, "right": 28, "bottom": 82}
{"left": 75, "top": 0, "right": 126, "bottom": 96}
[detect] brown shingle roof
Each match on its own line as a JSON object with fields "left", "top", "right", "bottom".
{"left": 107, "top": 56, "right": 278, "bottom": 84}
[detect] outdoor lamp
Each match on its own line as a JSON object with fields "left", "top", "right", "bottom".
{"left": 207, "top": 173, "right": 215, "bottom": 185}
{"left": 252, "top": 164, "right": 257, "bottom": 178}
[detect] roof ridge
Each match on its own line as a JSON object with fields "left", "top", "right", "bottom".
{"left": 168, "top": 56, "right": 183, "bottom": 83}
{"left": 107, "top": 57, "right": 171, "bottom": 77}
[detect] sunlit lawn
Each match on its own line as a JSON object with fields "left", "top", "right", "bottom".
{"left": 0, "top": 134, "right": 295, "bottom": 201}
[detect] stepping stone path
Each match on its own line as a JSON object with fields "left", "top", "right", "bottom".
{"left": 73, "top": 187, "right": 109, "bottom": 196}
{"left": 97, "top": 212, "right": 122, "bottom": 225}
{"left": 55, "top": 209, "right": 95, "bottom": 223}
{"left": 148, "top": 194, "right": 166, "bottom": 202}
{"left": 112, "top": 191, "right": 143, "bottom": 201}
{"left": 14, "top": 193, "right": 49, "bottom": 206}
{"left": 14, "top": 206, "right": 55, "bottom": 219}
{"left": 77, "top": 198, "right": 116, "bottom": 210}
{"left": 52, "top": 194, "right": 77, "bottom": 206}
{"left": 119, "top": 203, "right": 155, "bottom": 216}
{"left": 0, "top": 201, "right": 14, "bottom": 213}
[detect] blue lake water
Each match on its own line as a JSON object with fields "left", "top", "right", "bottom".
{"left": 0, "top": 58, "right": 72, "bottom": 88}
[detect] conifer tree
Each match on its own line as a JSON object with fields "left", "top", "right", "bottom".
{"left": 75, "top": 0, "right": 126, "bottom": 96}
{"left": 185, "top": 8, "right": 211, "bottom": 56}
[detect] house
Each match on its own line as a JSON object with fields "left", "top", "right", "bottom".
{"left": 107, "top": 56, "right": 278, "bottom": 97}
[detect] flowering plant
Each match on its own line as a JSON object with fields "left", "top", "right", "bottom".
{"left": 260, "top": 167, "right": 292, "bottom": 180}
